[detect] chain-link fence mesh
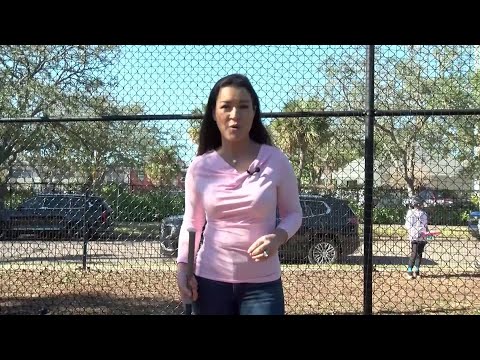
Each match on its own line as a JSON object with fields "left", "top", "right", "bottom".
{"left": 1, "top": 45, "right": 480, "bottom": 314}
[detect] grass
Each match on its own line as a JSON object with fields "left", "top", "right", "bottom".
{"left": 114, "top": 222, "right": 160, "bottom": 236}
{"left": 360, "top": 224, "right": 472, "bottom": 240}
{"left": 114, "top": 221, "right": 474, "bottom": 241}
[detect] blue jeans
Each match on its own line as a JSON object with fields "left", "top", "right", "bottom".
{"left": 193, "top": 276, "right": 285, "bottom": 315}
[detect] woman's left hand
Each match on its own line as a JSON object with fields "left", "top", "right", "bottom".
{"left": 247, "top": 229, "right": 288, "bottom": 262}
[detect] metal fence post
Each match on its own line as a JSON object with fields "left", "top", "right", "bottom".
{"left": 82, "top": 191, "right": 89, "bottom": 271}
{"left": 364, "top": 45, "right": 375, "bottom": 315}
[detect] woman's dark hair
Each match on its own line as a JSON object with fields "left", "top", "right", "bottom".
{"left": 197, "top": 74, "right": 272, "bottom": 156}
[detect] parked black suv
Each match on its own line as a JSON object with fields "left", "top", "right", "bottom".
{"left": 467, "top": 210, "right": 480, "bottom": 240}
{"left": 0, "top": 193, "right": 114, "bottom": 240}
{"left": 159, "top": 194, "right": 360, "bottom": 264}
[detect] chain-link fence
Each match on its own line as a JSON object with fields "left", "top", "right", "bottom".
{"left": 1, "top": 45, "right": 480, "bottom": 314}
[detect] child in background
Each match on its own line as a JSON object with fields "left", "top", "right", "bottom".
{"left": 404, "top": 196, "right": 429, "bottom": 280}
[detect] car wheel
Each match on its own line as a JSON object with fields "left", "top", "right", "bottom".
{"left": 160, "top": 239, "right": 178, "bottom": 257}
{"left": 308, "top": 237, "right": 338, "bottom": 264}
{"left": 0, "top": 223, "right": 5, "bottom": 241}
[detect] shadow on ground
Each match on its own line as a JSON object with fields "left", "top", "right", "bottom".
{"left": 0, "top": 293, "right": 182, "bottom": 315}
{"left": 281, "top": 255, "right": 437, "bottom": 266}
{"left": 342, "top": 255, "right": 437, "bottom": 266}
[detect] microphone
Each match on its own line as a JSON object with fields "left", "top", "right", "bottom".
{"left": 246, "top": 167, "right": 260, "bottom": 176}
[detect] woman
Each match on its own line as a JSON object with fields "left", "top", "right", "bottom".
{"left": 176, "top": 74, "right": 302, "bottom": 315}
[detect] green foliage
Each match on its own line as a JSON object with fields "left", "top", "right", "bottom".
{"left": 187, "top": 104, "right": 206, "bottom": 145}
{"left": 373, "top": 207, "right": 407, "bottom": 225}
{"left": 322, "top": 46, "right": 479, "bottom": 193}
{"left": 269, "top": 98, "right": 362, "bottom": 191}
{"left": 4, "top": 188, "right": 36, "bottom": 208}
{"left": 144, "top": 146, "right": 182, "bottom": 187}
{"left": 1, "top": 46, "right": 184, "bottom": 197}
{"left": 471, "top": 193, "right": 480, "bottom": 209}
{"left": 98, "top": 183, "right": 184, "bottom": 222}
{"left": 425, "top": 204, "right": 473, "bottom": 226}
{"left": 351, "top": 204, "right": 407, "bottom": 225}
{"left": 350, "top": 201, "right": 473, "bottom": 226}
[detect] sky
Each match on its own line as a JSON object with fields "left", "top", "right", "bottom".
{"left": 108, "top": 45, "right": 353, "bottom": 163}
{"left": 105, "top": 45, "right": 478, "bottom": 165}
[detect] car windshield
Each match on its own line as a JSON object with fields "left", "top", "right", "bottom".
{"left": 21, "top": 197, "right": 45, "bottom": 208}
{"left": 44, "top": 197, "right": 71, "bottom": 208}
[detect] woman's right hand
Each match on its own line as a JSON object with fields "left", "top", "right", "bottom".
{"left": 177, "top": 262, "right": 198, "bottom": 303}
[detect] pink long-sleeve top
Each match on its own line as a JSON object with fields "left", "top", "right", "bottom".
{"left": 176, "top": 144, "right": 302, "bottom": 283}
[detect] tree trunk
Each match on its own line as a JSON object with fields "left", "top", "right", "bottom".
{"left": 297, "top": 148, "right": 306, "bottom": 193}
{"left": 405, "top": 177, "right": 415, "bottom": 196}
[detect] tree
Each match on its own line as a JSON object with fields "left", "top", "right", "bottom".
{"left": 320, "top": 45, "right": 479, "bottom": 195}
{"left": 0, "top": 45, "right": 120, "bottom": 199}
{"left": 144, "top": 146, "right": 184, "bottom": 187}
{"left": 187, "top": 104, "right": 205, "bottom": 145}
{"left": 269, "top": 99, "right": 362, "bottom": 192}
{"left": 0, "top": 46, "right": 186, "bottom": 197}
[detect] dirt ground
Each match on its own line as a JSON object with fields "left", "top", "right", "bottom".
{"left": 1, "top": 267, "right": 479, "bottom": 315}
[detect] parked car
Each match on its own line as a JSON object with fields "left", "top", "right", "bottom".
{"left": 158, "top": 194, "right": 360, "bottom": 264}
{"left": 0, "top": 193, "right": 114, "bottom": 240}
{"left": 402, "top": 189, "right": 455, "bottom": 208}
{"left": 467, "top": 211, "right": 480, "bottom": 240}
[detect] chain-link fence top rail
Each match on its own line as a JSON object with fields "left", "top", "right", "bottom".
{"left": 1, "top": 45, "right": 480, "bottom": 315}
